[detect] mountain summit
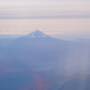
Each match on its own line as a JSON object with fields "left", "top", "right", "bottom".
{"left": 29, "top": 30, "right": 48, "bottom": 38}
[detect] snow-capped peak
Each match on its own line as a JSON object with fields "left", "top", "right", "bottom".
{"left": 29, "top": 30, "right": 48, "bottom": 38}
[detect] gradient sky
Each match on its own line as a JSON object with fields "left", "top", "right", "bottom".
{"left": 0, "top": 0, "right": 90, "bottom": 38}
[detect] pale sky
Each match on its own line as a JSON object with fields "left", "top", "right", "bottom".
{"left": 0, "top": 0, "right": 89, "bottom": 18}
{"left": 0, "top": 0, "right": 89, "bottom": 38}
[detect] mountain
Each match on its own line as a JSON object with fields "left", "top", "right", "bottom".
{"left": 8, "top": 31, "right": 68, "bottom": 72}
{"left": 0, "top": 31, "right": 89, "bottom": 90}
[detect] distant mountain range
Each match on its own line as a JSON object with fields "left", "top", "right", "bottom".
{"left": 0, "top": 31, "right": 90, "bottom": 90}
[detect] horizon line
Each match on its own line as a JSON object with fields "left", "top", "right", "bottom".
{"left": 0, "top": 15, "right": 90, "bottom": 19}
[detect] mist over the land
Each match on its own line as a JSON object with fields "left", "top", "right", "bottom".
{"left": 0, "top": 31, "right": 89, "bottom": 90}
